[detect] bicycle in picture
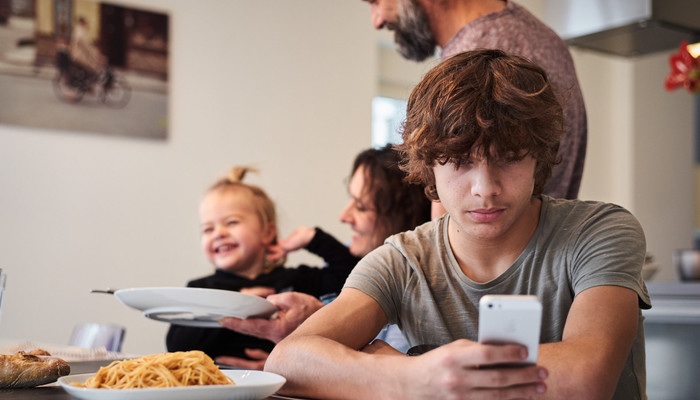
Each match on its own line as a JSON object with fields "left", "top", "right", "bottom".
{"left": 53, "top": 43, "right": 131, "bottom": 109}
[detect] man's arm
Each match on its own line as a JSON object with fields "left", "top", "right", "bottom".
{"left": 265, "top": 288, "right": 547, "bottom": 399}
{"left": 537, "top": 285, "right": 639, "bottom": 399}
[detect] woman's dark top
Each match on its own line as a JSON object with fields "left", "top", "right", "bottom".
{"left": 166, "top": 228, "right": 360, "bottom": 360}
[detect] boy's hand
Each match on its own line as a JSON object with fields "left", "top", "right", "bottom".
{"left": 401, "top": 340, "right": 548, "bottom": 398}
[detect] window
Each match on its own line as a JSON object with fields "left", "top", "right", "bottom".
{"left": 371, "top": 96, "right": 407, "bottom": 148}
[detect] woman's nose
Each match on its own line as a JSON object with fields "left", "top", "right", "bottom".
{"left": 339, "top": 201, "right": 354, "bottom": 224}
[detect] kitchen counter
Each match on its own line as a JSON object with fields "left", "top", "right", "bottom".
{"left": 643, "top": 281, "right": 700, "bottom": 400}
{"left": 645, "top": 280, "right": 700, "bottom": 297}
{"left": 643, "top": 281, "right": 700, "bottom": 323}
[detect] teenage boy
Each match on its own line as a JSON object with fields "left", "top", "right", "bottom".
{"left": 266, "top": 49, "right": 650, "bottom": 400}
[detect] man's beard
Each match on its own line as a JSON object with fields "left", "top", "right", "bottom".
{"left": 392, "top": 0, "right": 437, "bottom": 61}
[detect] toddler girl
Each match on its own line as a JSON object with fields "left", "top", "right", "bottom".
{"left": 166, "top": 167, "right": 357, "bottom": 365}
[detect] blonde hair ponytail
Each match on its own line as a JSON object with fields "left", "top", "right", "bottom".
{"left": 227, "top": 166, "right": 253, "bottom": 184}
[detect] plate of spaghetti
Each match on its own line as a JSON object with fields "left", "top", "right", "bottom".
{"left": 114, "top": 287, "right": 277, "bottom": 328}
{"left": 58, "top": 350, "right": 285, "bottom": 400}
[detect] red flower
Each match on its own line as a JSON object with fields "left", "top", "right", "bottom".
{"left": 665, "top": 40, "right": 700, "bottom": 94}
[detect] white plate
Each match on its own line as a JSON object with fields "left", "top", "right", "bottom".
{"left": 58, "top": 370, "right": 286, "bottom": 400}
{"left": 115, "top": 287, "right": 277, "bottom": 328}
{"left": 142, "top": 306, "right": 258, "bottom": 328}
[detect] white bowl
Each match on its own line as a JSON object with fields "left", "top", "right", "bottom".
{"left": 672, "top": 249, "right": 700, "bottom": 281}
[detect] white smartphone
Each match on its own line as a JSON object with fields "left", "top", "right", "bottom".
{"left": 477, "top": 295, "right": 542, "bottom": 365}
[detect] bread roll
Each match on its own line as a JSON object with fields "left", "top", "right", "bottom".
{"left": 0, "top": 350, "right": 70, "bottom": 388}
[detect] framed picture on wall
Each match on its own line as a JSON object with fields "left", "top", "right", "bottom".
{"left": 0, "top": 0, "right": 169, "bottom": 140}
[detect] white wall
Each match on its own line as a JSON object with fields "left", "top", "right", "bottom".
{"left": 0, "top": 0, "right": 376, "bottom": 354}
{"left": 572, "top": 49, "right": 695, "bottom": 281}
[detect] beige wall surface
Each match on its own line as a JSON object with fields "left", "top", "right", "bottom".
{"left": 0, "top": 0, "right": 375, "bottom": 354}
{"left": 0, "top": 0, "right": 696, "bottom": 355}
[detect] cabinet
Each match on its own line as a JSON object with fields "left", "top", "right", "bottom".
{"left": 643, "top": 282, "right": 700, "bottom": 399}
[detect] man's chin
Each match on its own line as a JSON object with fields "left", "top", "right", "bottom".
{"left": 395, "top": 38, "right": 436, "bottom": 62}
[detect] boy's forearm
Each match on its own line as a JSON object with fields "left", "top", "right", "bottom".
{"left": 265, "top": 334, "right": 401, "bottom": 399}
{"left": 536, "top": 339, "right": 629, "bottom": 399}
{"left": 267, "top": 336, "right": 549, "bottom": 399}
{"left": 534, "top": 287, "right": 639, "bottom": 399}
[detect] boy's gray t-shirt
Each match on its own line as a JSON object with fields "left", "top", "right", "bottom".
{"left": 344, "top": 196, "right": 651, "bottom": 399}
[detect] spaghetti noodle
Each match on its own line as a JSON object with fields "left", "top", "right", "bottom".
{"left": 73, "top": 350, "right": 235, "bottom": 389}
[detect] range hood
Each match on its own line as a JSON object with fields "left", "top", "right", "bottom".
{"left": 542, "top": 0, "right": 700, "bottom": 57}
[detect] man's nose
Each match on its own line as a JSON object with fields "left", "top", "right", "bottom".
{"left": 370, "top": 6, "right": 386, "bottom": 30}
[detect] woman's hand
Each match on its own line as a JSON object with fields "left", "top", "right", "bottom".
{"left": 220, "top": 292, "right": 324, "bottom": 343}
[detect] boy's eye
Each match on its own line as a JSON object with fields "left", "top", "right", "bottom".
{"left": 226, "top": 220, "right": 239, "bottom": 226}
{"left": 501, "top": 151, "right": 527, "bottom": 164}
{"left": 499, "top": 155, "right": 522, "bottom": 167}
{"left": 202, "top": 227, "right": 213, "bottom": 235}
{"left": 452, "top": 158, "right": 472, "bottom": 169}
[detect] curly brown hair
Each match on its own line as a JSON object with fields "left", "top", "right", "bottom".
{"left": 397, "top": 49, "right": 564, "bottom": 201}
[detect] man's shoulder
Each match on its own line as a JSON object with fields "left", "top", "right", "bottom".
{"left": 443, "top": 1, "right": 569, "bottom": 60}
{"left": 471, "top": 1, "right": 553, "bottom": 34}
{"left": 499, "top": 1, "right": 554, "bottom": 31}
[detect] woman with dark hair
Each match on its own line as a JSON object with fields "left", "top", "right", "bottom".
{"left": 338, "top": 145, "right": 432, "bottom": 258}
